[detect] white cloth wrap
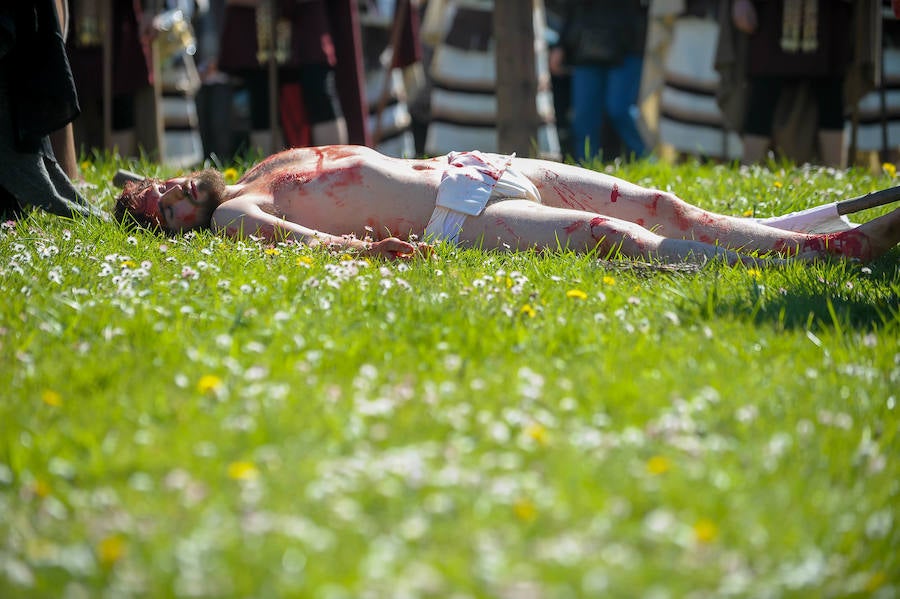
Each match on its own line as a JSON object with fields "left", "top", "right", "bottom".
{"left": 425, "top": 151, "right": 541, "bottom": 244}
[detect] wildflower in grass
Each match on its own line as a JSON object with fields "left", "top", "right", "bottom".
{"left": 742, "top": 208, "right": 754, "bottom": 217}
{"left": 883, "top": 162, "right": 897, "bottom": 178}
{"left": 32, "top": 480, "right": 51, "bottom": 498}
{"left": 693, "top": 518, "right": 718, "bottom": 543}
{"left": 646, "top": 455, "right": 671, "bottom": 475}
{"left": 196, "top": 374, "right": 223, "bottom": 394}
{"left": 773, "top": 181, "right": 783, "bottom": 189}
{"left": 227, "top": 460, "right": 259, "bottom": 481}
{"left": 746, "top": 268, "right": 762, "bottom": 279}
{"left": 525, "top": 422, "right": 550, "bottom": 447}
{"left": 223, "top": 167, "right": 239, "bottom": 183}
{"left": 80, "top": 160, "right": 92, "bottom": 172}
{"left": 602, "top": 275, "right": 615, "bottom": 286}
{"left": 97, "top": 535, "right": 126, "bottom": 566}
{"left": 297, "top": 256, "right": 313, "bottom": 267}
{"left": 566, "top": 289, "right": 588, "bottom": 300}
{"left": 865, "top": 571, "right": 886, "bottom": 592}
{"left": 513, "top": 498, "right": 538, "bottom": 522}
{"left": 41, "top": 390, "right": 62, "bottom": 407}
{"left": 264, "top": 248, "right": 281, "bottom": 256}
{"left": 520, "top": 304, "right": 536, "bottom": 318}
{"left": 120, "top": 260, "right": 137, "bottom": 269}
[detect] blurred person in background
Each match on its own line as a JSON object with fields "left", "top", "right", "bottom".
{"left": 717, "top": 0, "right": 881, "bottom": 168}
{"left": 216, "top": 0, "right": 369, "bottom": 153}
{"left": 550, "top": 0, "right": 649, "bottom": 162}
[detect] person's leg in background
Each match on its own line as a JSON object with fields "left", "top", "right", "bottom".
{"left": 741, "top": 75, "right": 781, "bottom": 165}
{"left": 570, "top": 64, "right": 606, "bottom": 163}
{"left": 605, "top": 52, "right": 646, "bottom": 159}
{"left": 298, "top": 64, "right": 348, "bottom": 145}
{"left": 813, "top": 76, "right": 846, "bottom": 168}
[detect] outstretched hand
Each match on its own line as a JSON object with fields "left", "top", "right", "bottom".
{"left": 365, "top": 237, "right": 433, "bottom": 260}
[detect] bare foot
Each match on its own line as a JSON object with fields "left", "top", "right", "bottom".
{"left": 797, "top": 206, "right": 900, "bottom": 262}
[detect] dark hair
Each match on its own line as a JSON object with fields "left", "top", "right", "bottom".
{"left": 114, "top": 169, "right": 225, "bottom": 234}
{"left": 114, "top": 179, "right": 166, "bottom": 232}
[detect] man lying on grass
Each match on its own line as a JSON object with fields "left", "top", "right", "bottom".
{"left": 114, "top": 145, "right": 900, "bottom": 264}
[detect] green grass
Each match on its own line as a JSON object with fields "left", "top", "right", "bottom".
{"left": 1, "top": 153, "right": 898, "bottom": 597}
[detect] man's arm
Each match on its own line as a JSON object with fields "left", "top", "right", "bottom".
{"left": 211, "top": 198, "right": 419, "bottom": 259}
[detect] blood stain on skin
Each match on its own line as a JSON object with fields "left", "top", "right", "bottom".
{"left": 319, "top": 146, "right": 359, "bottom": 161}
{"left": 564, "top": 221, "right": 582, "bottom": 234}
{"left": 494, "top": 217, "right": 518, "bottom": 239}
{"left": 648, "top": 193, "right": 661, "bottom": 217}
{"left": 801, "top": 229, "right": 870, "bottom": 260}
{"left": 538, "top": 169, "right": 593, "bottom": 211}
{"left": 610, "top": 184, "right": 620, "bottom": 203}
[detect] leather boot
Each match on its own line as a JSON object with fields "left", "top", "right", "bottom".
{"left": 741, "top": 134, "right": 771, "bottom": 165}
{"left": 109, "top": 129, "right": 137, "bottom": 158}
{"left": 817, "top": 129, "right": 846, "bottom": 169}
{"left": 249, "top": 129, "right": 282, "bottom": 155}
{"left": 312, "top": 118, "right": 348, "bottom": 146}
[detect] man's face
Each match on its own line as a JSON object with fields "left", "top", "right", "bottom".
{"left": 130, "top": 170, "right": 224, "bottom": 232}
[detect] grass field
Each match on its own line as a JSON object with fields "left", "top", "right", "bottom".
{"left": 1, "top": 154, "right": 898, "bottom": 598}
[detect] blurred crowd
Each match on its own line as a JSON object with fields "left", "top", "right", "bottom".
{"left": 8, "top": 0, "right": 900, "bottom": 191}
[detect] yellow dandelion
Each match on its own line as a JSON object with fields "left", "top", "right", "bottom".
{"left": 120, "top": 260, "right": 137, "bottom": 269}
{"left": 223, "top": 167, "right": 239, "bottom": 183}
{"left": 80, "top": 160, "right": 92, "bottom": 172}
{"left": 513, "top": 498, "right": 537, "bottom": 522}
{"left": 196, "top": 374, "right": 223, "bottom": 394}
{"left": 742, "top": 208, "right": 754, "bottom": 217}
{"left": 505, "top": 277, "right": 513, "bottom": 288}
{"left": 693, "top": 518, "right": 718, "bottom": 543}
{"left": 296, "top": 256, "right": 313, "bottom": 266}
{"left": 97, "top": 535, "right": 126, "bottom": 566}
{"left": 520, "top": 304, "right": 536, "bottom": 318}
{"left": 646, "top": 455, "right": 671, "bottom": 475}
{"left": 747, "top": 268, "right": 762, "bottom": 280}
{"left": 227, "top": 461, "right": 259, "bottom": 481}
{"left": 33, "top": 480, "right": 51, "bottom": 498}
{"left": 41, "top": 390, "right": 62, "bottom": 407}
{"left": 602, "top": 275, "right": 616, "bottom": 286}
{"left": 883, "top": 162, "right": 897, "bottom": 178}
{"left": 773, "top": 181, "right": 783, "bottom": 189}
{"left": 865, "top": 571, "right": 886, "bottom": 593}
{"left": 264, "top": 248, "right": 281, "bottom": 256}
{"left": 566, "top": 289, "right": 588, "bottom": 300}
{"left": 525, "top": 422, "right": 550, "bottom": 447}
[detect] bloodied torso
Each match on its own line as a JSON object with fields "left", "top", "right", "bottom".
{"left": 236, "top": 146, "right": 446, "bottom": 240}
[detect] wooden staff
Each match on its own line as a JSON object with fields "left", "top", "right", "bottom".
{"left": 266, "top": 0, "right": 280, "bottom": 154}
{"left": 101, "top": 0, "right": 113, "bottom": 150}
{"left": 372, "top": 0, "right": 410, "bottom": 146}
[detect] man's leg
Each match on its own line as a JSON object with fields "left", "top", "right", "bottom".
{"left": 458, "top": 200, "right": 752, "bottom": 264}
{"left": 506, "top": 158, "right": 900, "bottom": 260}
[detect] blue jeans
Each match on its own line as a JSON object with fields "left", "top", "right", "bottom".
{"left": 570, "top": 54, "right": 646, "bottom": 162}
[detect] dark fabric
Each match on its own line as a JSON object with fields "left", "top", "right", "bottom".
{"left": 746, "top": 0, "right": 853, "bottom": 78}
{"left": 743, "top": 75, "right": 846, "bottom": 134}
{"left": 0, "top": 61, "right": 100, "bottom": 218}
{"left": 218, "top": 0, "right": 369, "bottom": 145}
{"left": 0, "top": 0, "right": 80, "bottom": 151}
{"left": 245, "top": 65, "right": 341, "bottom": 130}
{"left": 558, "top": 0, "right": 647, "bottom": 66}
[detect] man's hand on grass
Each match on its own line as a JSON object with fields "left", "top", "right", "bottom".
{"left": 365, "top": 238, "right": 433, "bottom": 260}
